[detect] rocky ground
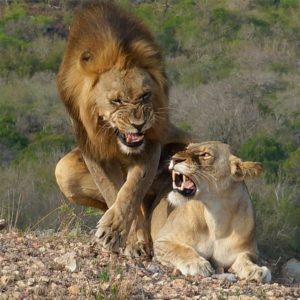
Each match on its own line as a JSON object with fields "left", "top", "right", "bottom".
{"left": 0, "top": 231, "right": 299, "bottom": 300}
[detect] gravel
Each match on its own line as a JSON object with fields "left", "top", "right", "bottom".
{"left": 0, "top": 231, "right": 299, "bottom": 299}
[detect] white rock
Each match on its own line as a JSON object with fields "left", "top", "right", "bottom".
{"left": 282, "top": 258, "right": 300, "bottom": 283}
{"left": 54, "top": 251, "right": 77, "bottom": 272}
{"left": 212, "top": 273, "right": 237, "bottom": 282}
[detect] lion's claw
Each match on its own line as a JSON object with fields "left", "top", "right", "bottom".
{"left": 95, "top": 207, "right": 128, "bottom": 252}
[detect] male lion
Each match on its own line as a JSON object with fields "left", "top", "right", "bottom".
{"left": 55, "top": 2, "right": 187, "bottom": 253}
{"left": 150, "top": 142, "right": 272, "bottom": 283}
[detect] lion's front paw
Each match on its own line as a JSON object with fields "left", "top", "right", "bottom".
{"left": 95, "top": 207, "right": 128, "bottom": 252}
{"left": 177, "top": 257, "right": 215, "bottom": 277}
{"left": 241, "top": 265, "right": 272, "bottom": 283}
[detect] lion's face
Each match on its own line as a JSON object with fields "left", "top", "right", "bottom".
{"left": 93, "top": 66, "right": 157, "bottom": 154}
{"left": 167, "top": 142, "right": 262, "bottom": 206}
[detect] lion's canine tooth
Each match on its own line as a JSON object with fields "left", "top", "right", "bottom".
{"left": 172, "top": 182, "right": 177, "bottom": 189}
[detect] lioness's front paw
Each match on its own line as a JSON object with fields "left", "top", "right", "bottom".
{"left": 124, "top": 241, "right": 151, "bottom": 257}
{"left": 95, "top": 207, "right": 128, "bottom": 252}
{"left": 241, "top": 266, "right": 272, "bottom": 283}
{"left": 177, "top": 257, "right": 215, "bottom": 277}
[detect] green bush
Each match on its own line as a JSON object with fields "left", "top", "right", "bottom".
{"left": 282, "top": 148, "right": 300, "bottom": 183}
{"left": 239, "top": 134, "right": 286, "bottom": 178}
{"left": 251, "top": 180, "right": 300, "bottom": 259}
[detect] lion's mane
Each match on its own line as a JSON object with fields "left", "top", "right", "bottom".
{"left": 57, "top": 2, "right": 169, "bottom": 160}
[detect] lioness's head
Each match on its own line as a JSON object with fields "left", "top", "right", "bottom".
{"left": 168, "top": 141, "right": 262, "bottom": 206}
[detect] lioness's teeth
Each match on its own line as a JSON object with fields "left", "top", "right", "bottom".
{"left": 180, "top": 182, "right": 184, "bottom": 191}
{"left": 172, "top": 182, "right": 177, "bottom": 189}
{"left": 172, "top": 171, "right": 180, "bottom": 182}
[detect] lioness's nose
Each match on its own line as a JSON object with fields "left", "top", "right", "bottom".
{"left": 172, "top": 157, "right": 186, "bottom": 164}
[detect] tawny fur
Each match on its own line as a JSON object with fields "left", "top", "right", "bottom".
{"left": 150, "top": 142, "right": 271, "bottom": 283}
{"left": 57, "top": 2, "right": 169, "bottom": 160}
{"left": 55, "top": 2, "right": 188, "bottom": 254}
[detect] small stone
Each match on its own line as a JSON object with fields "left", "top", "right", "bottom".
{"left": 171, "top": 278, "right": 186, "bottom": 289}
{"left": 28, "top": 278, "right": 36, "bottom": 286}
{"left": 17, "top": 280, "right": 26, "bottom": 288}
{"left": 282, "top": 258, "right": 300, "bottom": 283}
{"left": 116, "top": 274, "right": 121, "bottom": 280}
{"left": 146, "top": 263, "right": 160, "bottom": 274}
{"left": 39, "top": 276, "right": 50, "bottom": 283}
{"left": 143, "top": 276, "right": 152, "bottom": 281}
{"left": 1, "top": 275, "right": 12, "bottom": 285}
{"left": 212, "top": 273, "right": 237, "bottom": 282}
{"left": 39, "top": 246, "right": 46, "bottom": 252}
{"left": 11, "top": 292, "right": 21, "bottom": 299}
{"left": 68, "top": 285, "right": 80, "bottom": 295}
{"left": 54, "top": 251, "right": 77, "bottom": 272}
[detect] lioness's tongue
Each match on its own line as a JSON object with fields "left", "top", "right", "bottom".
{"left": 126, "top": 133, "right": 144, "bottom": 144}
{"left": 183, "top": 179, "right": 195, "bottom": 189}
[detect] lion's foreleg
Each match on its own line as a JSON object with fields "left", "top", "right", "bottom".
{"left": 83, "top": 155, "right": 123, "bottom": 207}
{"left": 95, "top": 142, "right": 161, "bottom": 251}
{"left": 230, "top": 252, "right": 271, "bottom": 283}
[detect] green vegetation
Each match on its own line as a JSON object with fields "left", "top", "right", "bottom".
{"left": 0, "top": 0, "right": 299, "bottom": 260}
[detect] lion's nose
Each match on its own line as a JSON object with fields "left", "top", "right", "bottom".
{"left": 131, "top": 122, "right": 145, "bottom": 133}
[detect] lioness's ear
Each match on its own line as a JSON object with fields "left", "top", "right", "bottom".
{"left": 230, "top": 155, "right": 263, "bottom": 180}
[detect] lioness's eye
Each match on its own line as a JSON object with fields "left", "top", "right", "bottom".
{"left": 199, "top": 152, "right": 212, "bottom": 159}
{"left": 141, "top": 92, "right": 151, "bottom": 102}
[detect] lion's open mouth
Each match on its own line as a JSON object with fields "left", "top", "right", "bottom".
{"left": 172, "top": 171, "right": 196, "bottom": 197}
{"left": 115, "top": 130, "right": 145, "bottom": 148}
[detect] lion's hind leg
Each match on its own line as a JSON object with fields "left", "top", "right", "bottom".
{"left": 154, "top": 240, "right": 214, "bottom": 276}
{"left": 55, "top": 148, "right": 108, "bottom": 211}
{"left": 231, "top": 252, "right": 271, "bottom": 283}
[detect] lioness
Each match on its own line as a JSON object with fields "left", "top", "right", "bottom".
{"left": 55, "top": 2, "right": 187, "bottom": 254}
{"left": 150, "top": 142, "right": 271, "bottom": 283}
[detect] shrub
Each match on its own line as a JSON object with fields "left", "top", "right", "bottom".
{"left": 239, "top": 134, "right": 286, "bottom": 178}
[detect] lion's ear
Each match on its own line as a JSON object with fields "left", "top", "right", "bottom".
{"left": 79, "top": 50, "right": 96, "bottom": 74}
{"left": 230, "top": 155, "right": 263, "bottom": 180}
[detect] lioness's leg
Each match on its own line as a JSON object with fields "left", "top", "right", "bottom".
{"left": 154, "top": 240, "right": 214, "bottom": 276}
{"left": 231, "top": 252, "right": 271, "bottom": 283}
{"left": 55, "top": 148, "right": 108, "bottom": 211}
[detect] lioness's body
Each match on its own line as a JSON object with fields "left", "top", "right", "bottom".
{"left": 55, "top": 3, "right": 188, "bottom": 253}
{"left": 150, "top": 142, "right": 271, "bottom": 283}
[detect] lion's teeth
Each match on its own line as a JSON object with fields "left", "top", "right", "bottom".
{"left": 172, "top": 182, "right": 177, "bottom": 189}
{"left": 183, "top": 175, "right": 186, "bottom": 183}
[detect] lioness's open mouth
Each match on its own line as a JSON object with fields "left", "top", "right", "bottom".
{"left": 115, "top": 129, "right": 145, "bottom": 148}
{"left": 172, "top": 171, "right": 196, "bottom": 197}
